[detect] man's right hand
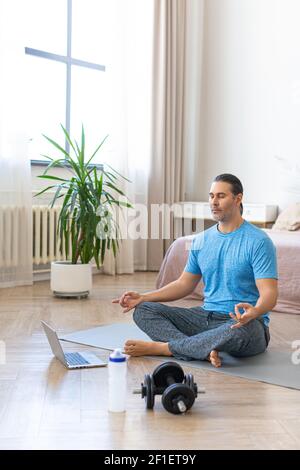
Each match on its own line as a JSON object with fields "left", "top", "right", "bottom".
{"left": 112, "top": 291, "right": 144, "bottom": 313}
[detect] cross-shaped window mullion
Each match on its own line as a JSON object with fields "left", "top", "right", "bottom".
{"left": 24, "top": 48, "right": 105, "bottom": 72}
{"left": 25, "top": 0, "right": 105, "bottom": 156}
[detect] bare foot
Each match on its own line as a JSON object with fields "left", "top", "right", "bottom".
{"left": 208, "top": 350, "right": 222, "bottom": 368}
{"left": 124, "top": 340, "right": 173, "bottom": 357}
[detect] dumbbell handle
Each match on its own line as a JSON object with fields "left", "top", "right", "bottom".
{"left": 132, "top": 388, "right": 187, "bottom": 412}
{"left": 166, "top": 374, "right": 206, "bottom": 394}
{"left": 166, "top": 374, "right": 175, "bottom": 386}
{"left": 164, "top": 375, "right": 188, "bottom": 413}
{"left": 176, "top": 397, "right": 187, "bottom": 413}
{"left": 133, "top": 385, "right": 206, "bottom": 395}
{"left": 165, "top": 375, "right": 205, "bottom": 413}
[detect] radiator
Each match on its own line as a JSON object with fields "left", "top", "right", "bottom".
{"left": 33, "top": 205, "right": 70, "bottom": 265}
{"left": 0, "top": 205, "right": 73, "bottom": 270}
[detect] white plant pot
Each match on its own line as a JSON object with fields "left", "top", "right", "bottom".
{"left": 50, "top": 261, "right": 92, "bottom": 298}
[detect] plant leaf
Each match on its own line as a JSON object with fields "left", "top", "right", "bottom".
{"left": 43, "top": 158, "right": 65, "bottom": 174}
{"left": 86, "top": 134, "right": 109, "bottom": 166}
{"left": 37, "top": 175, "right": 67, "bottom": 182}
{"left": 104, "top": 163, "right": 132, "bottom": 182}
{"left": 80, "top": 124, "right": 85, "bottom": 166}
{"left": 42, "top": 134, "right": 69, "bottom": 157}
{"left": 50, "top": 184, "right": 64, "bottom": 208}
{"left": 33, "top": 185, "right": 55, "bottom": 198}
{"left": 60, "top": 124, "right": 78, "bottom": 157}
{"left": 104, "top": 181, "right": 126, "bottom": 196}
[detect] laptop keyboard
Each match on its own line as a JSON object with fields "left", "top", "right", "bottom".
{"left": 65, "top": 352, "right": 89, "bottom": 365}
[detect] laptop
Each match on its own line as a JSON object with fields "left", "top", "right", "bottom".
{"left": 41, "top": 321, "right": 107, "bottom": 369}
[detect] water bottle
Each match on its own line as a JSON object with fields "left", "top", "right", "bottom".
{"left": 108, "top": 348, "right": 127, "bottom": 412}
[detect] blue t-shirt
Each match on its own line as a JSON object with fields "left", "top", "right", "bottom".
{"left": 184, "top": 220, "right": 278, "bottom": 325}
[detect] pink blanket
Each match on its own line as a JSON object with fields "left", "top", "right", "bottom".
{"left": 156, "top": 230, "right": 300, "bottom": 315}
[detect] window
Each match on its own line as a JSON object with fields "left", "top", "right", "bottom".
{"left": 25, "top": 0, "right": 110, "bottom": 163}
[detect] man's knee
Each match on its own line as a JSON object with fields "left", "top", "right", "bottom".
{"left": 133, "top": 301, "right": 155, "bottom": 324}
{"left": 223, "top": 320, "right": 265, "bottom": 355}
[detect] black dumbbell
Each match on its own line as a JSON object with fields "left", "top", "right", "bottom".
{"left": 134, "top": 361, "right": 204, "bottom": 414}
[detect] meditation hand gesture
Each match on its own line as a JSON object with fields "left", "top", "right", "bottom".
{"left": 112, "top": 291, "right": 144, "bottom": 313}
{"left": 229, "top": 303, "right": 259, "bottom": 329}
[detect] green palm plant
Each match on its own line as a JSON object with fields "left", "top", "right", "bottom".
{"left": 35, "top": 125, "right": 133, "bottom": 267}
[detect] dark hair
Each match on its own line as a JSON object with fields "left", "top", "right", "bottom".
{"left": 214, "top": 173, "right": 243, "bottom": 215}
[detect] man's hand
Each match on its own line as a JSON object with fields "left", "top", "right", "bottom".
{"left": 229, "top": 303, "right": 259, "bottom": 329}
{"left": 112, "top": 291, "right": 144, "bottom": 313}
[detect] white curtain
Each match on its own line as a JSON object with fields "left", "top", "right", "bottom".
{"left": 99, "top": 0, "right": 204, "bottom": 274}
{"left": 102, "top": 0, "right": 153, "bottom": 274}
{"left": 0, "top": 1, "right": 33, "bottom": 287}
{"left": 147, "top": 0, "right": 205, "bottom": 270}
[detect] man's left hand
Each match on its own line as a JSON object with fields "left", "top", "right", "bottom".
{"left": 229, "top": 303, "right": 259, "bottom": 329}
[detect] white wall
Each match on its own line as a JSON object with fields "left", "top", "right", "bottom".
{"left": 183, "top": 0, "right": 205, "bottom": 201}
{"left": 193, "top": 0, "right": 300, "bottom": 210}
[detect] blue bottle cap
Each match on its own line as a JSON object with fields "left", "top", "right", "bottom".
{"left": 109, "top": 348, "right": 126, "bottom": 362}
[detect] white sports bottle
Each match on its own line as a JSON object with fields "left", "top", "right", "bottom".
{"left": 108, "top": 348, "right": 127, "bottom": 412}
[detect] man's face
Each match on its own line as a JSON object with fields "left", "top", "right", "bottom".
{"left": 209, "top": 181, "right": 242, "bottom": 222}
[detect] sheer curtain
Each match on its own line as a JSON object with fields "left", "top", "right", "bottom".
{"left": 147, "top": 0, "right": 205, "bottom": 270}
{"left": 101, "top": 0, "right": 204, "bottom": 273}
{"left": 0, "top": 1, "right": 33, "bottom": 287}
{"left": 102, "top": 0, "right": 153, "bottom": 274}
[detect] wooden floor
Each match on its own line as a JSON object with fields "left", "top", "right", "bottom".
{"left": 0, "top": 272, "right": 300, "bottom": 450}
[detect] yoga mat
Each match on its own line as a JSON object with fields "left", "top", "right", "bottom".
{"left": 60, "top": 323, "right": 150, "bottom": 349}
{"left": 60, "top": 323, "right": 300, "bottom": 390}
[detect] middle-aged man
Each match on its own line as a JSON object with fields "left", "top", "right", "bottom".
{"left": 112, "top": 174, "right": 278, "bottom": 367}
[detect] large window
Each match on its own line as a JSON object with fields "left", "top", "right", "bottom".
{"left": 25, "top": 0, "right": 110, "bottom": 163}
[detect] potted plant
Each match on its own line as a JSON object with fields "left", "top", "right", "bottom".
{"left": 35, "top": 125, "right": 133, "bottom": 298}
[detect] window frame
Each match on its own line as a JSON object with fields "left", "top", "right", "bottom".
{"left": 25, "top": 0, "right": 106, "bottom": 164}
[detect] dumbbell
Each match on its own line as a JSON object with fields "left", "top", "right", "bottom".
{"left": 133, "top": 361, "right": 205, "bottom": 414}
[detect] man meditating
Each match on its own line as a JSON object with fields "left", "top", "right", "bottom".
{"left": 112, "top": 174, "right": 278, "bottom": 367}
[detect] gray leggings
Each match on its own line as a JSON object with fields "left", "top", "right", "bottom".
{"left": 133, "top": 302, "right": 270, "bottom": 361}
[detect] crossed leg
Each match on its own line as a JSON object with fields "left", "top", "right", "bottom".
{"left": 124, "top": 302, "right": 266, "bottom": 367}
{"left": 124, "top": 339, "right": 222, "bottom": 367}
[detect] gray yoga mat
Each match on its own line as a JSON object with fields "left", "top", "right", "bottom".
{"left": 60, "top": 322, "right": 300, "bottom": 390}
